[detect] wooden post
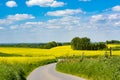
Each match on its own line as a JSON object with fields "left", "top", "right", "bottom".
{"left": 80, "top": 52, "right": 84, "bottom": 62}
{"left": 110, "top": 47, "right": 112, "bottom": 56}
{"left": 104, "top": 51, "right": 108, "bottom": 58}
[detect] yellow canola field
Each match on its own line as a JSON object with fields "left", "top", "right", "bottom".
{"left": 0, "top": 47, "right": 51, "bottom": 57}
{"left": 107, "top": 44, "right": 120, "bottom": 48}
{"left": 0, "top": 46, "right": 104, "bottom": 57}
{"left": 0, "top": 56, "right": 55, "bottom": 64}
{"left": 0, "top": 44, "right": 120, "bottom": 58}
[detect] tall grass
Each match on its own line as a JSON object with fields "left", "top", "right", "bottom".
{"left": 56, "top": 56, "right": 120, "bottom": 80}
{"left": 0, "top": 57, "right": 56, "bottom": 80}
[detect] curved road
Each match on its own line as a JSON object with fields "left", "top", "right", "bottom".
{"left": 27, "top": 63, "right": 85, "bottom": 80}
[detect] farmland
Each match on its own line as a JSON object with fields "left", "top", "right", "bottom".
{"left": 0, "top": 44, "right": 120, "bottom": 80}
{"left": 0, "top": 44, "right": 120, "bottom": 57}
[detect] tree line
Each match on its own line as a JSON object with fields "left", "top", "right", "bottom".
{"left": 0, "top": 42, "right": 70, "bottom": 49}
{"left": 71, "top": 37, "right": 107, "bottom": 50}
{"left": 106, "top": 40, "right": 120, "bottom": 44}
{"left": 0, "top": 37, "right": 119, "bottom": 50}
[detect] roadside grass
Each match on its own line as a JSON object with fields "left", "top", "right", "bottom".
{"left": 56, "top": 56, "right": 120, "bottom": 80}
{"left": 0, "top": 57, "right": 56, "bottom": 80}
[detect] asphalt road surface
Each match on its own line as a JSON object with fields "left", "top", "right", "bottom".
{"left": 27, "top": 63, "right": 85, "bottom": 80}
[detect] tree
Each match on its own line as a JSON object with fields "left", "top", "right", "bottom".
{"left": 71, "top": 37, "right": 107, "bottom": 50}
{"left": 71, "top": 37, "right": 81, "bottom": 50}
{"left": 80, "top": 37, "right": 90, "bottom": 50}
{"left": 71, "top": 37, "right": 90, "bottom": 50}
{"left": 44, "top": 41, "right": 57, "bottom": 49}
{"left": 106, "top": 40, "right": 120, "bottom": 44}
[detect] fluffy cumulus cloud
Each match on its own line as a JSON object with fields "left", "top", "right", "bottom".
{"left": 1, "top": 12, "right": 120, "bottom": 42}
{"left": 7, "top": 12, "right": 120, "bottom": 31}
{"left": 0, "top": 14, "right": 35, "bottom": 25}
{"left": 112, "top": 5, "right": 120, "bottom": 12}
{"left": 9, "top": 16, "right": 82, "bottom": 30}
{"left": 46, "top": 9, "right": 84, "bottom": 16}
{"left": 45, "top": 16, "right": 81, "bottom": 30}
{"left": 90, "top": 15, "right": 104, "bottom": 22}
{"left": 26, "top": 0, "right": 64, "bottom": 7}
{"left": 108, "top": 14, "right": 120, "bottom": 20}
{"left": 7, "top": 14, "right": 35, "bottom": 21}
{"left": 90, "top": 13, "right": 120, "bottom": 28}
{"left": 6, "top": 1, "right": 17, "bottom": 7}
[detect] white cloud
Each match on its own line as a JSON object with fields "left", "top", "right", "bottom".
{"left": 0, "top": 27, "right": 5, "bottom": 30}
{"left": 112, "top": 5, "right": 120, "bottom": 12}
{"left": 114, "top": 21, "right": 120, "bottom": 26}
{"left": 108, "top": 14, "right": 120, "bottom": 20}
{"left": 0, "top": 19, "right": 13, "bottom": 25}
{"left": 9, "top": 16, "right": 82, "bottom": 30}
{"left": 26, "top": 0, "right": 64, "bottom": 7}
{"left": 90, "top": 13, "right": 120, "bottom": 21}
{"left": 0, "top": 14, "right": 35, "bottom": 25}
{"left": 25, "top": 22, "right": 43, "bottom": 25}
{"left": 46, "top": 16, "right": 81, "bottom": 29}
{"left": 11, "top": 22, "right": 44, "bottom": 29}
{"left": 90, "top": 14, "right": 104, "bottom": 22}
{"left": 89, "top": 12, "right": 120, "bottom": 30}
{"left": 79, "top": 0, "right": 91, "bottom": 2}
{"left": 3, "top": 12, "right": 120, "bottom": 32}
{"left": 7, "top": 14, "right": 35, "bottom": 21}
{"left": 6, "top": 1, "right": 17, "bottom": 7}
{"left": 46, "top": 9, "right": 83, "bottom": 16}
{"left": 50, "top": 1, "right": 65, "bottom": 7}
{"left": 2, "top": 12, "right": 120, "bottom": 42}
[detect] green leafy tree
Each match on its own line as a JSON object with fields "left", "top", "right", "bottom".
{"left": 71, "top": 37, "right": 107, "bottom": 50}
{"left": 71, "top": 37, "right": 81, "bottom": 50}
{"left": 44, "top": 41, "right": 57, "bottom": 49}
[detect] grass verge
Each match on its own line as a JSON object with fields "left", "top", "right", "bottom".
{"left": 56, "top": 56, "right": 120, "bottom": 80}
{"left": 0, "top": 58, "right": 56, "bottom": 80}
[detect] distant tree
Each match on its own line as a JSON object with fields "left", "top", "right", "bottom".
{"left": 81, "top": 37, "right": 90, "bottom": 44}
{"left": 71, "top": 37, "right": 91, "bottom": 50}
{"left": 71, "top": 37, "right": 81, "bottom": 50}
{"left": 80, "top": 37, "right": 90, "bottom": 50}
{"left": 62, "top": 42, "right": 71, "bottom": 45}
{"left": 57, "top": 43, "right": 62, "bottom": 46}
{"left": 106, "top": 40, "right": 120, "bottom": 44}
{"left": 71, "top": 37, "right": 107, "bottom": 50}
{"left": 44, "top": 41, "right": 57, "bottom": 49}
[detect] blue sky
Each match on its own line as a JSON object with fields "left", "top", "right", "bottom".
{"left": 0, "top": 0, "right": 120, "bottom": 43}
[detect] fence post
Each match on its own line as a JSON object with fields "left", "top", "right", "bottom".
{"left": 104, "top": 51, "right": 109, "bottom": 58}
{"left": 80, "top": 52, "right": 84, "bottom": 62}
